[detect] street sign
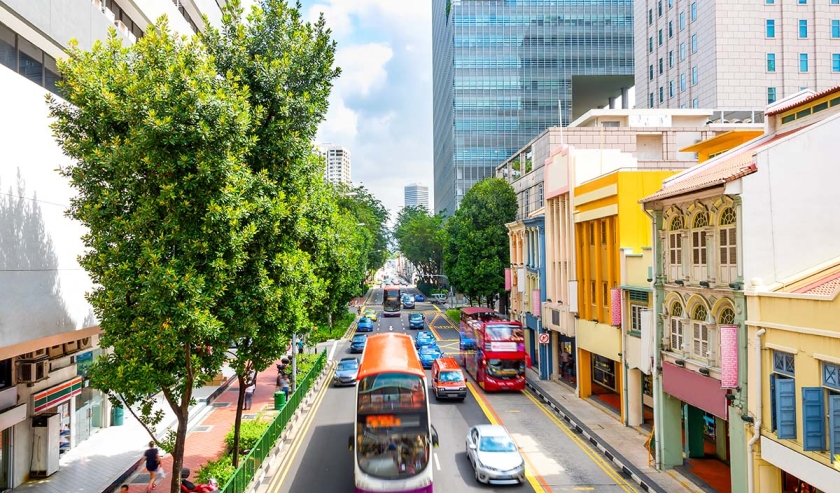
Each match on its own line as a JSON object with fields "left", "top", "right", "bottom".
{"left": 538, "top": 333, "right": 549, "bottom": 344}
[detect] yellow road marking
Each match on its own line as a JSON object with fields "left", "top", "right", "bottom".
{"left": 521, "top": 390, "right": 638, "bottom": 493}
{"left": 267, "top": 364, "right": 335, "bottom": 493}
{"left": 467, "top": 382, "right": 549, "bottom": 493}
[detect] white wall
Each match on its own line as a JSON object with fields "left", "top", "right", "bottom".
{"left": 741, "top": 113, "right": 840, "bottom": 285}
{"left": 0, "top": 68, "right": 97, "bottom": 348}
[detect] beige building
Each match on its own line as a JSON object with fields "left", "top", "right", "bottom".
{"left": 317, "top": 143, "right": 352, "bottom": 185}
{"left": 636, "top": 0, "right": 840, "bottom": 111}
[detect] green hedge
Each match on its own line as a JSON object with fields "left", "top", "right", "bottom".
{"left": 295, "top": 353, "right": 319, "bottom": 377}
{"left": 224, "top": 419, "right": 270, "bottom": 454}
{"left": 196, "top": 454, "right": 235, "bottom": 486}
{"left": 445, "top": 308, "right": 463, "bottom": 324}
{"left": 307, "top": 311, "right": 355, "bottom": 346}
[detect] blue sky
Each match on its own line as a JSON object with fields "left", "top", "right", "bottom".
{"left": 296, "top": 0, "right": 433, "bottom": 217}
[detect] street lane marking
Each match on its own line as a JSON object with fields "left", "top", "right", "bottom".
{"left": 268, "top": 363, "right": 334, "bottom": 493}
{"left": 467, "top": 382, "right": 550, "bottom": 493}
{"left": 328, "top": 340, "right": 338, "bottom": 361}
{"left": 521, "top": 390, "right": 638, "bottom": 493}
{"left": 433, "top": 452, "right": 441, "bottom": 471}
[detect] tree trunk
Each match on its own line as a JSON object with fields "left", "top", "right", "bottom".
{"left": 232, "top": 374, "right": 246, "bottom": 467}
{"left": 168, "top": 392, "right": 191, "bottom": 493}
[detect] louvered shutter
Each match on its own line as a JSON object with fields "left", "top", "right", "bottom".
{"left": 775, "top": 378, "right": 796, "bottom": 439}
{"left": 830, "top": 395, "right": 840, "bottom": 461}
{"left": 802, "top": 387, "right": 825, "bottom": 451}
{"left": 770, "top": 374, "right": 777, "bottom": 432}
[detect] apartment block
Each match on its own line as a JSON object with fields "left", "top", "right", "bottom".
{"left": 317, "top": 144, "right": 352, "bottom": 185}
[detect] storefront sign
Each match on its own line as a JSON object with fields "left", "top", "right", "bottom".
{"left": 610, "top": 289, "right": 622, "bottom": 326}
{"left": 32, "top": 376, "right": 83, "bottom": 414}
{"left": 76, "top": 351, "right": 94, "bottom": 377}
{"left": 662, "top": 362, "right": 728, "bottom": 420}
{"left": 489, "top": 342, "right": 518, "bottom": 352}
{"left": 504, "top": 268, "right": 511, "bottom": 291}
{"left": 719, "top": 325, "right": 738, "bottom": 388}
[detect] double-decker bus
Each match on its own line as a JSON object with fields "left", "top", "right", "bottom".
{"left": 351, "top": 333, "right": 439, "bottom": 493}
{"left": 460, "top": 310, "right": 526, "bottom": 392}
{"left": 382, "top": 285, "right": 401, "bottom": 317}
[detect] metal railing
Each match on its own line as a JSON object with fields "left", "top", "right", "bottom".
{"left": 219, "top": 352, "right": 327, "bottom": 493}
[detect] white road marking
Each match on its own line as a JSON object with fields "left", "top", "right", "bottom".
{"left": 328, "top": 340, "right": 338, "bottom": 361}
{"left": 509, "top": 433, "right": 565, "bottom": 474}
{"left": 433, "top": 452, "right": 441, "bottom": 471}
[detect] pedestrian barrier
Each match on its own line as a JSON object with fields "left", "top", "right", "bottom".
{"left": 218, "top": 352, "right": 326, "bottom": 493}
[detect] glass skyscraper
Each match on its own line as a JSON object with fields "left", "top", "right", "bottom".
{"left": 432, "top": 0, "right": 634, "bottom": 215}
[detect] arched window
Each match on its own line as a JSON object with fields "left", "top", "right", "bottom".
{"left": 718, "top": 307, "right": 735, "bottom": 325}
{"left": 668, "top": 216, "right": 684, "bottom": 280}
{"left": 691, "top": 212, "right": 709, "bottom": 280}
{"left": 719, "top": 208, "right": 737, "bottom": 283}
{"left": 691, "top": 303, "right": 709, "bottom": 359}
{"left": 669, "top": 301, "right": 685, "bottom": 352}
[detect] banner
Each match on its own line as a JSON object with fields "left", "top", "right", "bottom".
{"left": 532, "top": 289, "right": 541, "bottom": 317}
{"left": 517, "top": 268, "right": 526, "bottom": 293}
{"left": 640, "top": 309, "right": 653, "bottom": 374}
{"left": 720, "top": 325, "right": 739, "bottom": 389}
{"left": 504, "top": 268, "right": 511, "bottom": 291}
{"left": 610, "top": 288, "right": 622, "bottom": 326}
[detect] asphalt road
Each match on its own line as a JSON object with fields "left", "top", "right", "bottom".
{"left": 270, "top": 286, "right": 639, "bottom": 493}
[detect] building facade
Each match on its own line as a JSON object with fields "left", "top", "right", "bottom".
{"left": 0, "top": 0, "right": 225, "bottom": 488}
{"left": 636, "top": 0, "right": 840, "bottom": 111}
{"left": 432, "top": 0, "right": 635, "bottom": 216}
{"left": 317, "top": 144, "right": 352, "bottom": 185}
{"left": 404, "top": 183, "right": 430, "bottom": 209}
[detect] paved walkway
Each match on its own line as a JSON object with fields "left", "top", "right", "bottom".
{"left": 525, "top": 369, "right": 704, "bottom": 493}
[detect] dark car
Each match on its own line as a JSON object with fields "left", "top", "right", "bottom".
{"left": 415, "top": 331, "right": 436, "bottom": 348}
{"left": 414, "top": 293, "right": 426, "bottom": 302}
{"left": 350, "top": 334, "right": 367, "bottom": 353}
{"left": 333, "top": 357, "right": 360, "bottom": 386}
{"left": 418, "top": 345, "right": 444, "bottom": 369}
{"left": 408, "top": 313, "right": 425, "bottom": 330}
{"left": 356, "top": 317, "right": 374, "bottom": 332}
{"left": 403, "top": 295, "right": 415, "bottom": 309}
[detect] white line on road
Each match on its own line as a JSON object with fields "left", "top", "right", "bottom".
{"left": 328, "top": 340, "right": 338, "bottom": 361}
{"left": 433, "top": 453, "right": 441, "bottom": 471}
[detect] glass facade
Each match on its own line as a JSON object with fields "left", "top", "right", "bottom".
{"left": 432, "top": 0, "right": 634, "bottom": 215}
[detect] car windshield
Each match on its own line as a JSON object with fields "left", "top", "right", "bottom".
{"left": 410, "top": 315, "right": 422, "bottom": 321}
{"left": 486, "top": 359, "right": 525, "bottom": 379}
{"left": 419, "top": 346, "right": 438, "bottom": 354}
{"left": 338, "top": 360, "right": 358, "bottom": 371}
{"left": 439, "top": 371, "right": 463, "bottom": 383}
{"left": 479, "top": 435, "right": 517, "bottom": 452}
{"left": 360, "top": 318, "right": 371, "bottom": 323}
{"left": 352, "top": 336, "right": 366, "bottom": 343}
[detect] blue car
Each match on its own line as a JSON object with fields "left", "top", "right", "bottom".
{"left": 408, "top": 313, "right": 425, "bottom": 330}
{"left": 357, "top": 317, "right": 374, "bottom": 332}
{"left": 403, "top": 296, "right": 415, "bottom": 309}
{"left": 415, "top": 331, "right": 436, "bottom": 348}
{"left": 350, "top": 334, "right": 367, "bottom": 353}
{"left": 418, "top": 345, "right": 444, "bottom": 369}
{"left": 414, "top": 293, "right": 426, "bottom": 302}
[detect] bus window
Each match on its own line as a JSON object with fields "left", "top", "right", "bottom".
{"left": 485, "top": 324, "right": 520, "bottom": 340}
{"left": 486, "top": 359, "right": 525, "bottom": 379}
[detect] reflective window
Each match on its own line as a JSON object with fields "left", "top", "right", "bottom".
{"left": 799, "top": 19, "right": 808, "bottom": 38}
{"left": 692, "top": 66, "right": 698, "bottom": 85}
{"left": 680, "top": 12, "right": 685, "bottom": 30}
{"left": 17, "top": 37, "right": 42, "bottom": 86}
{"left": 768, "top": 87, "right": 777, "bottom": 104}
{"left": 832, "top": 20, "right": 840, "bottom": 38}
{"left": 680, "top": 73, "right": 686, "bottom": 91}
{"left": 800, "top": 53, "right": 809, "bottom": 72}
{"left": 690, "top": 2, "right": 697, "bottom": 21}
{"left": 691, "top": 34, "right": 698, "bottom": 53}
{"left": 0, "top": 23, "right": 14, "bottom": 71}
{"left": 767, "top": 19, "right": 776, "bottom": 38}
{"left": 833, "top": 54, "right": 840, "bottom": 73}
{"left": 767, "top": 53, "right": 776, "bottom": 72}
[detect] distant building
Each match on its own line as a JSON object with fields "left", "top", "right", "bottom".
{"left": 404, "top": 183, "right": 430, "bottom": 209}
{"left": 317, "top": 144, "right": 352, "bottom": 185}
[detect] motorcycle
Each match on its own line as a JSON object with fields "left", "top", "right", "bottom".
{"left": 180, "top": 468, "right": 219, "bottom": 493}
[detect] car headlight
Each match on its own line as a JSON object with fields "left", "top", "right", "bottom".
{"left": 459, "top": 387, "right": 467, "bottom": 391}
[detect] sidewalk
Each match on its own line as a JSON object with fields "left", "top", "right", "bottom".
{"left": 525, "top": 369, "right": 704, "bottom": 493}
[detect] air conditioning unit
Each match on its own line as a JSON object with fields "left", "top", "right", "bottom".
{"left": 64, "top": 340, "right": 80, "bottom": 354}
{"left": 115, "top": 19, "right": 128, "bottom": 34}
{"left": 47, "top": 345, "right": 65, "bottom": 359}
{"left": 18, "top": 361, "right": 49, "bottom": 383}
{"left": 103, "top": 7, "right": 115, "bottom": 23}
{"left": 92, "top": 0, "right": 104, "bottom": 12}
{"left": 21, "top": 348, "right": 48, "bottom": 361}
{"left": 78, "top": 337, "right": 92, "bottom": 350}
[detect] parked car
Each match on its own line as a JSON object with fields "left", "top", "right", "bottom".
{"left": 356, "top": 317, "right": 374, "bottom": 332}
{"left": 333, "top": 357, "right": 360, "bottom": 386}
{"left": 418, "top": 344, "right": 444, "bottom": 369}
{"left": 363, "top": 309, "right": 378, "bottom": 322}
{"left": 350, "top": 334, "right": 367, "bottom": 353}
{"left": 414, "top": 331, "right": 436, "bottom": 348}
{"left": 465, "top": 425, "right": 525, "bottom": 485}
{"left": 403, "top": 295, "right": 415, "bottom": 309}
{"left": 408, "top": 313, "right": 425, "bottom": 329}
{"left": 414, "top": 293, "right": 426, "bottom": 302}
{"left": 431, "top": 293, "right": 447, "bottom": 304}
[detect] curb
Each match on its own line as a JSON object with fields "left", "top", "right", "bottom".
{"left": 525, "top": 378, "right": 668, "bottom": 493}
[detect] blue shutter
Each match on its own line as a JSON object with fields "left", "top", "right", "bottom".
{"left": 802, "top": 387, "right": 825, "bottom": 451}
{"left": 775, "top": 378, "right": 796, "bottom": 439}
{"left": 770, "top": 374, "right": 777, "bottom": 432}
{"left": 830, "top": 395, "right": 840, "bottom": 461}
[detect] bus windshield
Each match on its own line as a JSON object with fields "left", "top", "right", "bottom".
{"left": 356, "top": 413, "right": 430, "bottom": 479}
{"left": 485, "top": 324, "right": 523, "bottom": 341}
{"left": 357, "top": 373, "right": 426, "bottom": 413}
{"left": 383, "top": 287, "right": 401, "bottom": 313}
{"left": 486, "top": 359, "right": 525, "bottom": 380}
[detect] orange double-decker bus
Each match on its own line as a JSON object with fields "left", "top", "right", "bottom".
{"left": 350, "top": 333, "right": 439, "bottom": 493}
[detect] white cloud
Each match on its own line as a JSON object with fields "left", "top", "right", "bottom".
{"left": 335, "top": 43, "right": 393, "bottom": 97}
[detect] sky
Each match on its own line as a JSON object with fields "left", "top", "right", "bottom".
{"left": 294, "top": 0, "right": 434, "bottom": 219}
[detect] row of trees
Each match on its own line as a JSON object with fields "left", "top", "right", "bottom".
{"left": 48, "top": 1, "right": 387, "bottom": 488}
{"left": 393, "top": 178, "right": 517, "bottom": 307}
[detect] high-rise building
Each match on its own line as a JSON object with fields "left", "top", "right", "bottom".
{"left": 317, "top": 144, "right": 352, "bottom": 185}
{"left": 404, "top": 183, "right": 430, "bottom": 209}
{"left": 432, "top": 0, "right": 635, "bottom": 216}
{"left": 0, "top": 1, "right": 224, "bottom": 488}
{"left": 636, "top": 0, "right": 840, "bottom": 111}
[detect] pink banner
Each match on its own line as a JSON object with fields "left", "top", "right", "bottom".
{"left": 720, "top": 325, "right": 739, "bottom": 389}
{"left": 532, "top": 289, "right": 541, "bottom": 317}
{"left": 505, "top": 268, "right": 512, "bottom": 291}
{"left": 610, "top": 288, "right": 622, "bottom": 326}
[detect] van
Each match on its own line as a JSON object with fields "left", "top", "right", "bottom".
{"left": 430, "top": 293, "right": 447, "bottom": 304}
{"left": 431, "top": 357, "right": 467, "bottom": 401}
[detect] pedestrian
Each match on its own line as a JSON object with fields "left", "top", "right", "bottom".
{"left": 559, "top": 350, "right": 571, "bottom": 377}
{"left": 279, "top": 373, "right": 290, "bottom": 400}
{"left": 120, "top": 485, "right": 130, "bottom": 492}
{"left": 297, "top": 338, "right": 305, "bottom": 355}
{"left": 143, "top": 440, "right": 162, "bottom": 492}
{"left": 244, "top": 380, "right": 256, "bottom": 410}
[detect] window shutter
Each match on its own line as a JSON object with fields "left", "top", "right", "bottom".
{"left": 775, "top": 378, "right": 796, "bottom": 439}
{"left": 770, "top": 374, "right": 777, "bottom": 432}
{"left": 830, "top": 395, "right": 840, "bottom": 461}
{"left": 802, "top": 387, "right": 825, "bottom": 451}
{"left": 719, "top": 233, "right": 728, "bottom": 264}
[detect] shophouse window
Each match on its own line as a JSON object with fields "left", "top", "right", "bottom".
{"left": 629, "top": 291, "right": 649, "bottom": 334}
{"left": 589, "top": 223, "right": 595, "bottom": 246}
{"left": 590, "top": 281, "right": 596, "bottom": 306}
{"left": 668, "top": 215, "right": 684, "bottom": 280}
{"left": 691, "top": 212, "right": 708, "bottom": 280}
{"left": 602, "top": 283, "right": 609, "bottom": 308}
{"left": 767, "top": 20, "right": 776, "bottom": 38}
{"left": 822, "top": 362, "right": 840, "bottom": 459}
{"left": 690, "top": 304, "right": 710, "bottom": 360}
{"left": 718, "top": 208, "right": 737, "bottom": 283}
{"left": 668, "top": 302, "right": 685, "bottom": 352}
{"left": 768, "top": 87, "right": 777, "bottom": 104}
{"left": 772, "top": 351, "right": 796, "bottom": 439}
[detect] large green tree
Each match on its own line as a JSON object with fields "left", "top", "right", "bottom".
{"left": 393, "top": 206, "right": 445, "bottom": 281}
{"left": 443, "top": 178, "right": 517, "bottom": 306}
{"left": 49, "top": 20, "right": 256, "bottom": 490}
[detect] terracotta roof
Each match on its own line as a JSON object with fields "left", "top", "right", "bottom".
{"left": 793, "top": 272, "right": 840, "bottom": 296}
{"left": 765, "top": 85, "right": 840, "bottom": 116}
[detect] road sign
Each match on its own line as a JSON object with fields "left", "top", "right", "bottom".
{"left": 538, "top": 333, "right": 549, "bottom": 344}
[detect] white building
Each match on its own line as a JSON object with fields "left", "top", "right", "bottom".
{"left": 404, "top": 183, "right": 429, "bottom": 210}
{"left": 636, "top": 0, "right": 840, "bottom": 111}
{"left": 317, "top": 143, "right": 352, "bottom": 185}
{"left": 0, "top": 0, "right": 225, "bottom": 488}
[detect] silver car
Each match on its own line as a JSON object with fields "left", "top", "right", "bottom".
{"left": 333, "top": 357, "right": 359, "bottom": 386}
{"left": 465, "top": 425, "right": 525, "bottom": 485}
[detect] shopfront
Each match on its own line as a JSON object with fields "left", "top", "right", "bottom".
{"left": 0, "top": 382, "right": 26, "bottom": 492}
{"left": 32, "top": 377, "right": 82, "bottom": 457}
{"left": 556, "top": 334, "right": 576, "bottom": 386}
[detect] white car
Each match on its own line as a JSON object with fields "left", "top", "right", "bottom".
{"left": 465, "top": 425, "right": 525, "bottom": 485}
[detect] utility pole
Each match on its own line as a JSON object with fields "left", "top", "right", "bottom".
{"left": 291, "top": 333, "right": 298, "bottom": 393}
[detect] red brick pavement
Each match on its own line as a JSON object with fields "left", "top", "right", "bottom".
{"left": 122, "top": 362, "right": 284, "bottom": 493}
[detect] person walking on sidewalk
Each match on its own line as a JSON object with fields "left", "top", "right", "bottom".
{"left": 143, "top": 441, "right": 162, "bottom": 492}
{"left": 297, "top": 338, "right": 305, "bottom": 355}
{"left": 244, "top": 381, "right": 256, "bottom": 410}
{"left": 279, "top": 373, "right": 290, "bottom": 400}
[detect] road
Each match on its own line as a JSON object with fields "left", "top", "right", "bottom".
{"left": 269, "top": 286, "right": 640, "bottom": 493}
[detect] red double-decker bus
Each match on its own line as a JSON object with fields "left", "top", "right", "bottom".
{"left": 459, "top": 308, "right": 526, "bottom": 392}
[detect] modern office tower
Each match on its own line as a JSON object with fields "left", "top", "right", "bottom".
{"left": 404, "top": 183, "right": 430, "bottom": 209}
{"left": 432, "top": 0, "right": 635, "bottom": 216}
{"left": 317, "top": 144, "right": 352, "bottom": 185}
{"left": 0, "top": 1, "right": 225, "bottom": 488}
{"left": 636, "top": 0, "right": 840, "bottom": 111}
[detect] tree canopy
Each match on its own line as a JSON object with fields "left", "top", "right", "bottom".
{"left": 393, "top": 206, "right": 445, "bottom": 283}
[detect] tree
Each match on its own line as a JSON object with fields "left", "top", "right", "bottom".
{"left": 200, "top": 0, "right": 340, "bottom": 465}
{"left": 393, "top": 206, "right": 445, "bottom": 282}
{"left": 443, "top": 178, "right": 517, "bottom": 306}
{"left": 49, "top": 21, "right": 256, "bottom": 491}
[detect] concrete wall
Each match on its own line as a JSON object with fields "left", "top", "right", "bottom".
{"left": 3, "top": 0, "right": 122, "bottom": 51}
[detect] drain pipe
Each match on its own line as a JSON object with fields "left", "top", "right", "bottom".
{"left": 747, "top": 328, "right": 766, "bottom": 493}
{"left": 642, "top": 208, "right": 663, "bottom": 469}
